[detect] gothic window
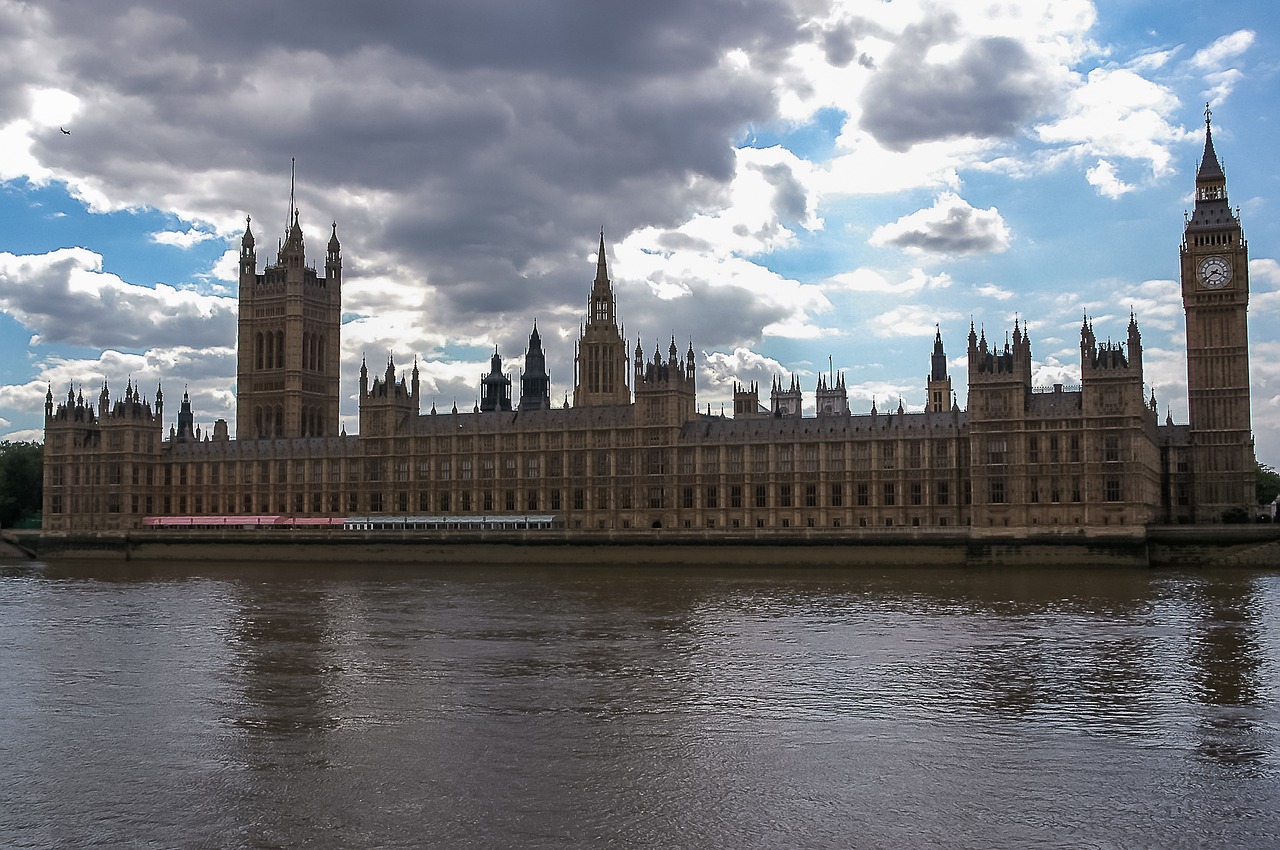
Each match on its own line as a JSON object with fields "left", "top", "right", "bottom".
{"left": 987, "top": 439, "right": 1007, "bottom": 466}
{"left": 256, "top": 333, "right": 264, "bottom": 370}
{"left": 883, "top": 482, "right": 896, "bottom": 506}
{"left": 1104, "top": 478, "right": 1122, "bottom": 502}
{"left": 988, "top": 478, "right": 1006, "bottom": 504}
{"left": 934, "top": 441, "right": 949, "bottom": 467}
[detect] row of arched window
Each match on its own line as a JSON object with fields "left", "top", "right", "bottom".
{"left": 250, "top": 404, "right": 328, "bottom": 438}
{"left": 253, "top": 330, "right": 328, "bottom": 371}
{"left": 302, "top": 332, "right": 326, "bottom": 372}
{"left": 254, "top": 331, "right": 286, "bottom": 370}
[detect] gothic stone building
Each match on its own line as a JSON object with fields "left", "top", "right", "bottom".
{"left": 42, "top": 119, "right": 1256, "bottom": 536}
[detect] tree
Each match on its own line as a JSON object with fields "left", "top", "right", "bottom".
{"left": 0, "top": 441, "right": 42, "bottom": 528}
{"left": 1257, "top": 462, "right": 1280, "bottom": 506}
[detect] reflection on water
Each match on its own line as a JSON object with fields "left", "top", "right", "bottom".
{"left": 1, "top": 561, "right": 1278, "bottom": 849}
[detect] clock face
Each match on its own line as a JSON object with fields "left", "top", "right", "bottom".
{"left": 1197, "top": 255, "right": 1233, "bottom": 289}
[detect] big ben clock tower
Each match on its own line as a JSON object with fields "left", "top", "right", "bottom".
{"left": 1180, "top": 106, "right": 1256, "bottom": 521}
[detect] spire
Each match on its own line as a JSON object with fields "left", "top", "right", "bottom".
{"left": 931, "top": 325, "right": 947, "bottom": 381}
{"left": 594, "top": 228, "right": 609, "bottom": 287}
{"left": 1196, "top": 103, "right": 1225, "bottom": 183}
{"left": 286, "top": 156, "right": 296, "bottom": 234}
{"left": 327, "top": 220, "right": 340, "bottom": 254}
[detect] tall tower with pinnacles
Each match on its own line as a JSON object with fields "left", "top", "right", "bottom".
{"left": 1180, "top": 106, "right": 1256, "bottom": 521}
{"left": 235, "top": 164, "right": 343, "bottom": 440}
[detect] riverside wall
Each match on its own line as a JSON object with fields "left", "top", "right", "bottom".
{"left": 19, "top": 525, "right": 1280, "bottom": 568}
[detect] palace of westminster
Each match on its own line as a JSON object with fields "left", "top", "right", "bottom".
{"left": 41, "top": 118, "right": 1258, "bottom": 535}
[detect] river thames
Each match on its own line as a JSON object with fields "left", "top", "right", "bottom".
{"left": 1, "top": 559, "right": 1277, "bottom": 849}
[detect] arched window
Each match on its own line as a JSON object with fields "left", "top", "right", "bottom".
{"left": 255, "top": 333, "right": 264, "bottom": 370}
{"left": 276, "top": 331, "right": 285, "bottom": 369}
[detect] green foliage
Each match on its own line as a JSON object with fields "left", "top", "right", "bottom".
{"left": 0, "top": 441, "right": 43, "bottom": 528}
{"left": 1221, "top": 505, "right": 1252, "bottom": 524}
{"left": 1257, "top": 462, "right": 1280, "bottom": 506}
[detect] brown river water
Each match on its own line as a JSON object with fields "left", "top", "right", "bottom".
{"left": 1, "top": 559, "right": 1277, "bottom": 849}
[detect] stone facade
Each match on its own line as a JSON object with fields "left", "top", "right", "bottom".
{"left": 41, "top": 120, "right": 1256, "bottom": 536}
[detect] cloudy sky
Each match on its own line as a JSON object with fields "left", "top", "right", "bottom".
{"left": 3, "top": 0, "right": 1279, "bottom": 459}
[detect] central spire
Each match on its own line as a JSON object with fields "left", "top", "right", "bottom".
{"left": 594, "top": 227, "right": 610, "bottom": 289}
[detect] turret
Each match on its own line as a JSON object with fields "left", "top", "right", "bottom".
{"left": 927, "top": 325, "right": 952, "bottom": 413}
{"left": 480, "top": 347, "right": 513, "bottom": 412}
{"left": 240, "top": 216, "right": 256, "bottom": 278}
{"left": 176, "top": 389, "right": 196, "bottom": 443}
{"left": 519, "top": 322, "right": 552, "bottom": 411}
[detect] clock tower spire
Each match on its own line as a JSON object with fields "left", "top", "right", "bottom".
{"left": 1180, "top": 105, "right": 1255, "bottom": 521}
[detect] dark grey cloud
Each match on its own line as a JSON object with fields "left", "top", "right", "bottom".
{"left": 11, "top": 0, "right": 805, "bottom": 357}
{"left": 0, "top": 248, "right": 237, "bottom": 350}
{"left": 869, "top": 193, "right": 1010, "bottom": 255}
{"left": 860, "top": 15, "right": 1053, "bottom": 151}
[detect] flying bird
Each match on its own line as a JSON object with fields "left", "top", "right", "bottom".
{"left": 60, "top": 127, "right": 70, "bottom": 135}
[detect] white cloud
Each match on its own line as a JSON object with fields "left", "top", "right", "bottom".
{"left": 869, "top": 192, "right": 1011, "bottom": 255}
{"left": 1085, "top": 158, "right": 1134, "bottom": 198}
{"left": 973, "top": 283, "right": 1014, "bottom": 301}
{"left": 701, "top": 346, "right": 789, "bottom": 388}
{"left": 1035, "top": 67, "right": 1184, "bottom": 179}
{"left": 826, "top": 266, "right": 952, "bottom": 294}
{"left": 1189, "top": 30, "right": 1255, "bottom": 70}
{"left": 150, "top": 228, "right": 222, "bottom": 249}
{"left": 868, "top": 304, "right": 964, "bottom": 338}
